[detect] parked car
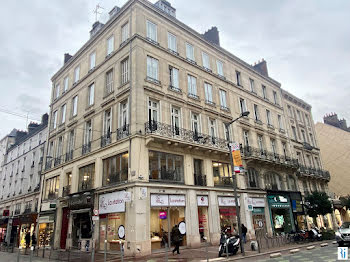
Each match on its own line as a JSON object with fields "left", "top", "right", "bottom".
{"left": 336, "top": 222, "right": 350, "bottom": 247}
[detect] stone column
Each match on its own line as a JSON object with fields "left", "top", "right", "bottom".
{"left": 208, "top": 191, "right": 220, "bottom": 245}
{"left": 185, "top": 189, "right": 200, "bottom": 248}
{"left": 205, "top": 158, "right": 214, "bottom": 187}
{"left": 184, "top": 154, "right": 194, "bottom": 185}
{"left": 241, "top": 193, "right": 254, "bottom": 240}
{"left": 54, "top": 205, "right": 62, "bottom": 249}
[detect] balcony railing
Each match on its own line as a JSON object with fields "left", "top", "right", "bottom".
{"left": 149, "top": 169, "right": 184, "bottom": 184}
{"left": 54, "top": 157, "right": 61, "bottom": 167}
{"left": 79, "top": 180, "right": 93, "bottom": 191}
{"left": 145, "top": 121, "right": 228, "bottom": 151}
{"left": 214, "top": 177, "right": 234, "bottom": 187}
{"left": 240, "top": 146, "right": 298, "bottom": 167}
{"left": 47, "top": 191, "right": 58, "bottom": 200}
{"left": 62, "top": 185, "right": 71, "bottom": 197}
{"left": 104, "top": 170, "right": 128, "bottom": 186}
{"left": 194, "top": 173, "right": 207, "bottom": 186}
{"left": 65, "top": 150, "right": 73, "bottom": 162}
{"left": 101, "top": 133, "right": 112, "bottom": 147}
{"left": 117, "top": 124, "right": 130, "bottom": 140}
{"left": 82, "top": 142, "right": 91, "bottom": 155}
{"left": 14, "top": 209, "right": 21, "bottom": 215}
{"left": 23, "top": 207, "right": 32, "bottom": 214}
{"left": 298, "top": 165, "right": 330, "bottom": 181}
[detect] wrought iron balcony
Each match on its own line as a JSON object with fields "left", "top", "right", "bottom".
{"left": 82, "top": 142, "right": 91, "bottom": 155}
{"left": 65, "top": 150, "right": 73, "bottom": 162}
{"left": 194, "top": 173, "right": 207, "bottom": 186}
{"left": 101, "top": 133, "right": 112, "bottom": 147}
{"left": 145, "top": 121, "right": 228, "bottom": 151}
{"left": 240, "top": 146, "right": 298, "bottom": 168}
{"left": 14, "top": 209, "right": 21, "bottom": 215}
{"left": 54, "top": 157, "right": 61, "bottom": 167}
{"left": 298, "top": 165, "right": 330, "bottom": 181}
{"left": 79, "top": 180, "right": 93, "bottom": 191}
{"left": 169, "top": 85, "right": 182, "bottom": 93}
{"left": 188, "top": 93, "right": 199, "bottom": 100}
{"left": 214, "top": 176, "right": 234, "bottom": 187}
{"left": 149, "top": 168, "right": 184, "bottom": 184}
{"left": 47, "top": 191, "right": 58, "bottom": 200}
{"left": 23, "top": 207, "right": 32, "bottom": 214}
{"left": 117, "top": 124, "right": 130, "bottom": 140}
{"left": 62, "top": 185, "right": 71, "bottom": 197}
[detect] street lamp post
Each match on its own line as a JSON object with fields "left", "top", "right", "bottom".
{"left": 224, "top": 111, "right": 250, "bottom": 256}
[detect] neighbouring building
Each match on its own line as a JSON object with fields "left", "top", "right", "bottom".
{"left": 0, "top": 129, "right": 18, "bottom": 174}
{"left": 315, "top": 114, "right": 350, "bottom": 225}
{"left": 0, "top": 114, "right": 48, "bottom": 247}
{"left": 41, "top": 0, "right": 332, "bottom": 256}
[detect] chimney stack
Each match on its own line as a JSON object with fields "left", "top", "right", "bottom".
{"left": 202, "top": 27, "right": 220, "bottom": 46}
{"left": 64, "top": 53, "right": 72, "bottom": 64}
{"left": 90, "top": 21, "right": 105, "bottom": 38}
{"left": 253, "top": 59, "right": 269, "bottom": 77}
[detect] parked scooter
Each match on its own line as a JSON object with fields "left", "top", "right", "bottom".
{"left": 218, "top": 230, "right": 240, "bottom": 257}
{"left": 309, "top": 228, "right": 322, "bottom": 241}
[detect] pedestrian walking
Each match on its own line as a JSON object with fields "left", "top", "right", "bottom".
{"left": 25, "top": 231, "right": 31, "bottom": 254}
{"left": 171, "top": 225, "right": 181, "bottom": 255}
{"left": 31, "top": 232, "right": 37, "bottom": 251}
{"left": 241, "top": 224, "right": 248, "bottom": 244}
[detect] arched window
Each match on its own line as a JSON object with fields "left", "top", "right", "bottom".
{"left": 246, "top": 168, "right": 259, "bottom": 188}
{"left": 265, "top": 172, "right": 284, "bottom": 190}
{"left": 287, "top": 175, "right": 297, "bottom": 191}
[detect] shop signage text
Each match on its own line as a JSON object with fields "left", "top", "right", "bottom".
{"left": 197, "top": 196, "right": 209, "bottom": 207}
{"left": 150, "top": 194, "right": 186, "bottom": 207}
{"left": 218, "top": 196, "right": 240, "bottom": 206}
{"left": 169, "top": 195, "right": 186, "bottom": 206}
{"left": 99, "top": 191, "right": 126, "bottom": 214}
{"left": 251, "top": 198, "right": 265, "bottom": 207}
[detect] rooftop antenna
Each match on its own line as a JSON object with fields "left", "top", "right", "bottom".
{"left": 93, "top": 3, "right": 104, "bottom": 22}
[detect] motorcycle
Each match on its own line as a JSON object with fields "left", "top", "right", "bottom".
{"left": 309, "top": 228, "right": 322, "bottom": 241}
{"left": 218, "top": 231, "right": 240, "bottom": 257}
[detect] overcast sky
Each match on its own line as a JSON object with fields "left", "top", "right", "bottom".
{"left": 0, "top": 0, "right": 349, "bottom": 138}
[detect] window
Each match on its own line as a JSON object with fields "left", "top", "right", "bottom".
{"left": 52, "top": 111, "right": 58, "bottom": 129}
{"left": 236, "top": 71, "right": 241, "bottom": 86}
{"left": 121, "top": 22, "right": 129, "bottom": 42}
{"left": 146, "top": 56, "right": 159, "bottom": 81}
{"left": 63, "top": 77, "right": 69, "bottom": 92}
{"left": 262, "top": 85, "right": 267, "bottom": 99}
{"left": 78, "top": 163, "right": 95, "bottom": 191}
{"left": 212, "top": 162, "right": 231, "bottom": 186}
{"left": 186, "top": 43, "right": 195, "bottom": 61}
{"left": 219, "top": 90, "right": 227, "bottom": 109}
{"left": 287, "top": 105, "right": 293, "bottom": 117}
{"left": 169, "top": 66, "right": 179, "bottom": 90}
{"left": 273, "top": 91, "right": 279, "bottom": 105}
{"left": 119, "top": 100, "right": 128, "bottom": 128}
{"left": 103, "top": 152, "right": 128, "bottom": 185}
{"left": 72, "top": 96, "right": 78, "bottom": 116}
{"left": 265, "top": 173, "right": 283, "bottom": 190}
{"left": 191, "top": 113, "right": 200, "bottom": 134}
{"left": 306, "top": 155, "right": 313, "bottom": 167}
{"left": 55, "top": 84, "right": 60, "bottom": 99}
{"left": 216, "top": 60, "right": 224, "bottom": 76}
{"left": 296, "top": 110, "right": 301, "bottom": 121}
{"left": 89, "top": 52, "right": 96, "bottom": 70}
{"left": 88, "top": 83, "right": 94, "bottom": 106}
{"left": 148, "top": 99, "right": 159, "bottom": 124}
{"left": 74, "top": 66, "right": 80, "bottom": 83}
{"left": 266, "top": 109, "right": 272, "bottom": 125}
{"left": 204, "top": 83, "right": 213, "bottom": 104}
{"left": 249, "top": 79, "right": 255, "bottom": 93}
{"left": 121, "top": 58, "right": 129, "bottom": 84}
{"left": 301, "top": 129, "right": 306, "bottom": 142}
{"left": 278, "top": 115, "right": 284, "bottom": 129}
{"left": 44, "top": 176, "right": 59, "bottom": 199}
{"left": 314, "top": 157, "right": 320, "bottom": 168}
{"left": 61, "top": 104, "right": 66, "bottom": 124}
{"left": 104, "top": 109, "right": 112, "bottom": 138}
{"left": 239, "top": 98, "right": 247, "bottom": 113}
{"left": 291, "top": 126, "right": 297, "bottom": 140}
{"left": 202, "top": 52, "right": 210, "bottom": 69}
{"left": 303, "top": 180, "right": 309, "bottom": 195}
{"left": 84, "top": 120, "right": 92, "bottom": 145}
{"left": 56, "top": 136, "right": 63, "bottom": 159}
{"left": 305, "top": 114, "right": 310, "bottom": 126}
{"left": 247, "top": 168, "right": 259, "bottom": 188}
{"left": 209, "top": 118, "right": 216, "bottom": 138}
{"left": 287, "top": 176, "right": 297, "bottom": 191}
{"left": 257, "top": 135, "right": 264, "bottom": 152}
{"left": 282, "top": 142, "right": 287, "bottom": 157}
{"left": 254, "top": 104, "right": 260, "bottom": 121}
{"left": 309, "top": 133, "right": 314, "bottom": 146}
{"left": 67, "top": 129, "right": 75, "bottom": 154}
{"left": 107, "top": 35, "right": 114, "bottom": 55}
{"left": 105, "top": 69, "right": 114, "bottom": 94}
{"left": 167, "top": 32, "right": 177, "bottom": 52}
{"left": 271, "top": 139, "right": 277, "bottom": 154}
{"left": 243, "top": 130, "right": 249, "bottom": 147}
{"left": 171, "top": 106, "right": 181, "bottom": 135}
{"left": 296, "top": 152, "right": 302, "bottom": 164}
{"left": 149, "top": 151, "right": 184, "bottom": 182}
{"left": 146, "top": 20, "right": 157, "bottom": 42}
{"left": 187, "top": 75, "right": 197, "bottom": 97}
{"left": 224, "top": 124, "right": 232, "bottom": 141}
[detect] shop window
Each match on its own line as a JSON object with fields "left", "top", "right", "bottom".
{"left": 72, "top": 212, "right": 92, "bottom": 248}
{"left": 99, "top": 213, "right": 126, "bottom": 251}
{"left": 149, "top": 151, "right": 184, "bottom": 183}
{"left": 219, "top": 208, "right": 237, "bottom": 235}
{"left": 213, "top": 162, "right": 232, "bottom": 187}
{"left": 103, "top": 152, "right": 128, "bottom": 186}
{"left": 44, "top": 176, "right": 59, "bottom": 200}
{"left": 246, "top": 168, "right": 259, "bottom": 188}
{"left": 78, "top": 163, "right": 95, "bottom": 191}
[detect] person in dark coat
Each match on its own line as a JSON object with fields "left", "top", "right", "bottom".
{"left": 241, "top": 224, "right": 248, "bottom": 243}
{"left": 25, "top": 231, "right": 31, "bottom": 254}
{"left": 171, "top": 225, "right": 181, "bottom": 255}
{"left": 31, "top": 233, "right": 37, "bottom": 250}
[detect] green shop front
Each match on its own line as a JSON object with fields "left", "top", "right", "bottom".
{"left": 267, "top": 192, "right": 295, "bottom": 234}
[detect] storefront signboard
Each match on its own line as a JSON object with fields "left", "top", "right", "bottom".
{"left": 159, "top": 211, "right": 167, "bottom": 219}
{"left": 99, "top": 191, "right": 126, "bottom": 214}
{"left": 218, "top": 196, "right": 240, "bottom": 206}
{"left": 292, "top": 200, "right": 303, "bottom": 213}
{"left": 271, "top": 203, "right": 290, "bottom": 208}
{"left": 252, "top": 207, "right": 265, "bottom": 214}
{"left": 197, "top": 196, "right": 209, "bottom": 207}
{"left": 69, "top": 193, "right": 93, "bottom": 210}
{"left": 2, "top": 210, "right": 9, "bottom": 217}
{"left": 252, "top": 198, "right": 265, "bottom": 207}
{"left": 38, "top": 215, "right": 54, "bottom": 224}
{"left": 169, "top": 195, "right": 186, "bottom": 206}
{"left": 150, "top": 194, "right": 169, "bottom": 207}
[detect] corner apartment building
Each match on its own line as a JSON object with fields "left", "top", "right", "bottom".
{"left": 41, "top": 0, "right": 331, "bottom": 256}
{"left": 0, "top": 114, "right": 48, "bottom": 247}
{"left": 0, "top": 129, "right": 17, "bottom": 174}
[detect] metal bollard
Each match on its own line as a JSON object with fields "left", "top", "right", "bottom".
{"left": 204, "top": 237, "right": 209, "bottom": 262}
{"left": 120, "top": 242, "right": 124, "bottom": 262}
{"left": 91, "top": 240, "right": 95, "bottom": 262}
{"left": 17, "top": 246, "right": 22, "bottom": 262}
{"left": 226, "top": 239, "right": 229, "bottom": 259}
{"left": 30, "top": 246, "right": 34, "bottom": 262}
{"left": 165, "top": 243, "right": 168, "bottom": 262}
{"left": 104, "top": 239, "right": 107, "bottom": 262}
